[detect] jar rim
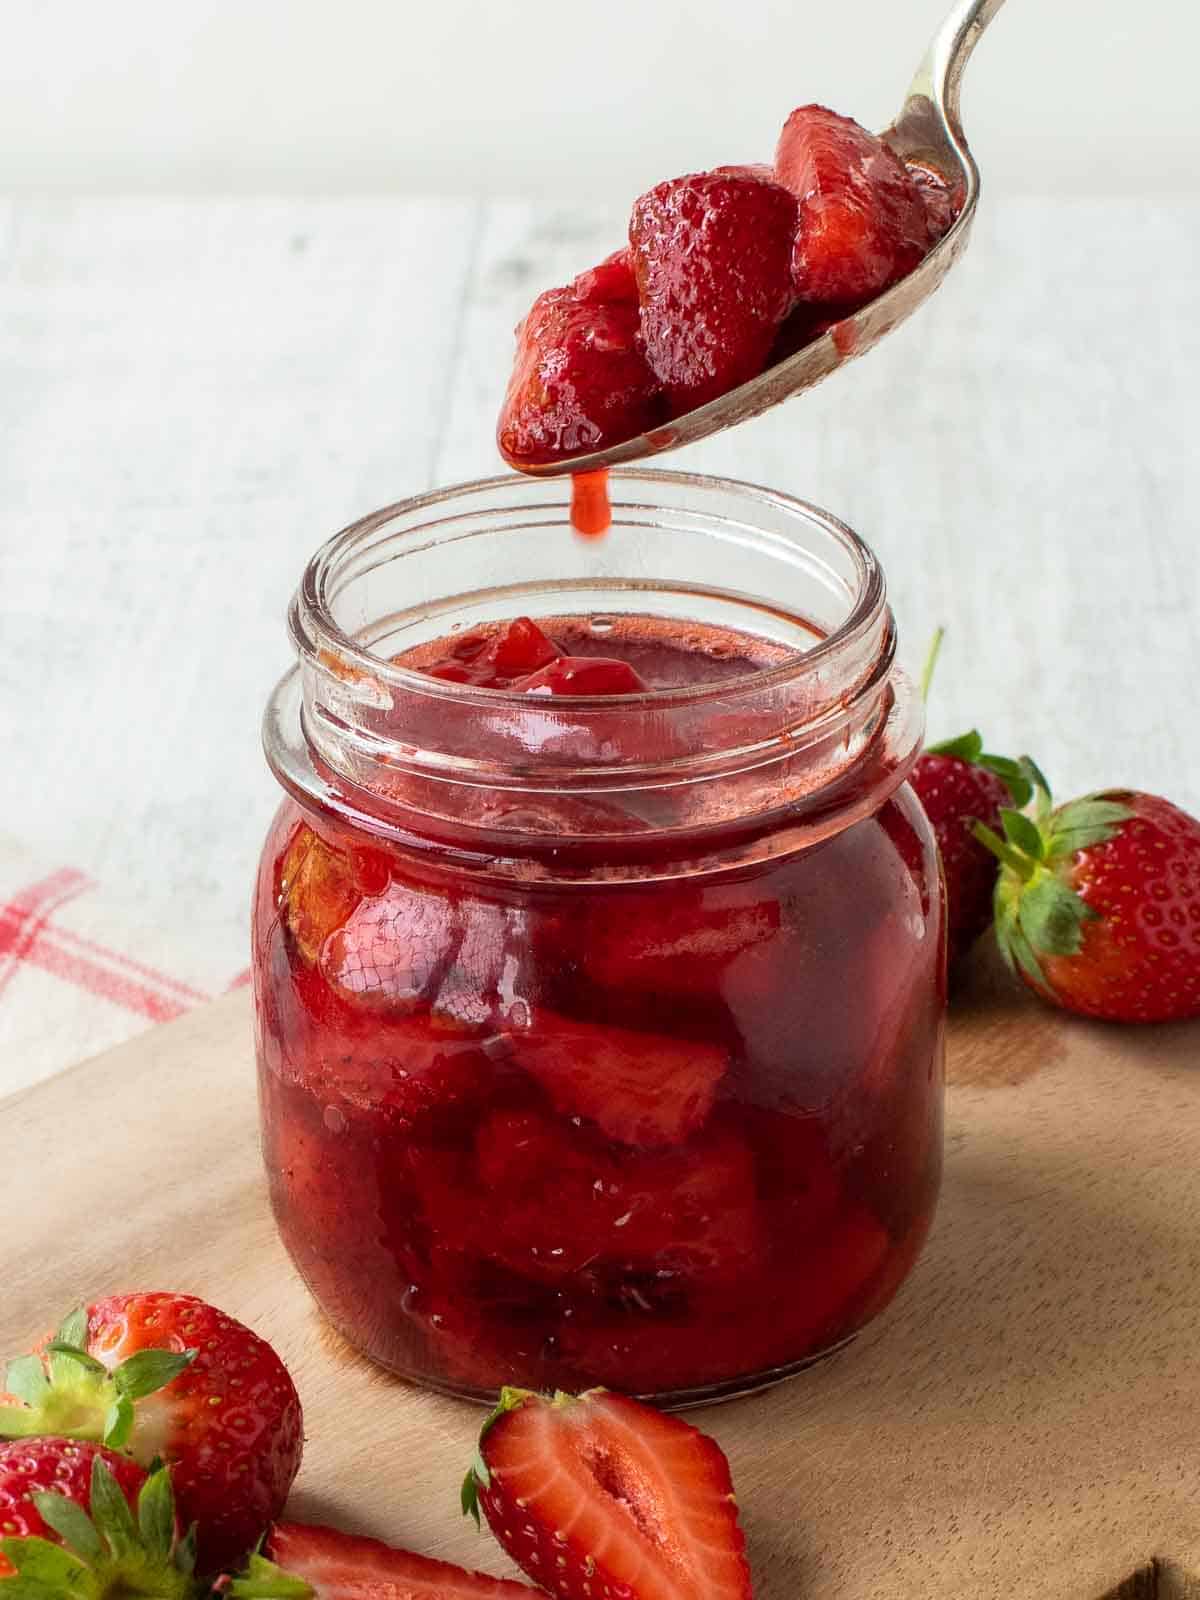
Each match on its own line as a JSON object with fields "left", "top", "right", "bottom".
{"left": 291, "top": 468, "right": 887, "bottom": 711}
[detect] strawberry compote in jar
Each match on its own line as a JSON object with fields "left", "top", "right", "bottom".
{"left": 254, "top": 470, "right": 945, "bottom": 1406}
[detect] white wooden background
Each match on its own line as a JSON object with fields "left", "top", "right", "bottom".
{"left": 2, "top": 193, "right": 1198, "bottom": 1090}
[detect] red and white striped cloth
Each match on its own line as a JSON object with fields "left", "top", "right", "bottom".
{"left": 0, "top": 836, "right": 249, "bottom": 1098}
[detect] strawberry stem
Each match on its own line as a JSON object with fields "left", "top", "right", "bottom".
{"left": 919, "top": 626, "right": 945, "bottom": 702}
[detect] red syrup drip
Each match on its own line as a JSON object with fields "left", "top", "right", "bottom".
{"left": 570, "top": 468, "right": 612, "bottom": 538}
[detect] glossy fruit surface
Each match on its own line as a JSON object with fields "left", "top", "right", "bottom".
{"left": 987, "top": 789, "right": 1200, "bottom": 1022}
{"left": 775, "top": 104, "right": 930, "bottom": 306}
{"left": 630, "top": 168, "right": 797, "bottom": 414}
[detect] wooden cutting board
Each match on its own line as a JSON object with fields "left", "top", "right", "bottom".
{"left": 3, "top": 955, "right": 1199, "bottom": 1599}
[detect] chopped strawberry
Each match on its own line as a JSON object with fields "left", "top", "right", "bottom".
{"left": 775, "top": 104, "right": 930, "bottom": 306}
{"left": 228, "top": 1520, "right": 535, "bottom": 1598}
{"left": 497, "top": 284, "right": 662, "bottom": 468}
{"left": 468, "top": 1110, "right": 759, "bottom": 1288}
{"left": 464, "top": 1388, "right": 753, "bottom": 1600}
{"left": 907, "top": 161, "right": 959, "bottom": 239}
{"left": 0, "top": 1440, "right": 198, "bottom": 1594}
{"left": 278, "top": 824, "right": 361, "bottom": 965}
{"left": 321, "top": 877, "right": 458, "bottom": 1008}
{"left": 572, "top": 247, "right": 638, "bottom": 305}
{"left": 982, "top": 785, "right": 1200, "bottom": 1022}
{"left": 516, "top": 655, "right": 647, "bottom": 696}
{"left": 428, "top": 618, "right": 565, "bottom": 688}
{"left": 507, "top": 1009, "right": 724, "bottom": 1146}
{"left": 630, "top": 167, "right": 797, "bottom": 415}
{"left": 0, "top": 1295, "right": 303, "bottom": 1573}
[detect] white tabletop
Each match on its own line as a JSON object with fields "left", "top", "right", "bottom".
{"left": 2, "top": 192, "right": 1198, "bottom": 1091}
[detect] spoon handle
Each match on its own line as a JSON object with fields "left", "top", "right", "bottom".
{"left": 908, "top": 0, "right": 1007, "bottom": 136}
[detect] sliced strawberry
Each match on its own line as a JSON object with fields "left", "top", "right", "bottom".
{"left": 497, "top": 286, "right": 662, "bottom": 468}
{"left": 427, "top": 617, "right": 565, "bottom": 688}
{"left": 907, "top": 161, "right": 959, "bottom": 240}
{"left": 278, "top": 824, "right": 361, "bottom": 965}
{"left": 465, "top": 1389, "right": 753, "bottom": 1600}
{"left": 467, "top": 1110, "right": 759, "bottom": 1288}
{"left": 775, "top": 104, "right": 930, "bottom": 306}
{"left": 516, "top": 655, "right": 647, "bottom": 696}
{"left": 630, "top": 167, "right": 797, "bottom": 414}
{"left": 228, "top": 1519, "right": 534, "bottom": 1597}
{"left": 506, "top": 1009, "right": 724, "bottom": 1146}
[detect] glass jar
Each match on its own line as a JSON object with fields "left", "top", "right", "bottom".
{"left": 253, "top": 469, "right": 945, "bottom": 1408}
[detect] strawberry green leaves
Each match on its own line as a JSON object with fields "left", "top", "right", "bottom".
{"left": 0, "top": 1456, "right": 200, "bottom": 1600}
{"left": 227, "top": 1552, "right": 316, "bottom": 1598}
{"left": 0, "top": 1307, "right": 196, "bottom": 1451}
{"left": 975, "top": 779, "right": 1134, "bottom": 985}
{"left": 461, "top": 1387, "right": 532, "bottom": 1527}
{"left": 925, "top": 732, "right": 1036, "bottom": 809}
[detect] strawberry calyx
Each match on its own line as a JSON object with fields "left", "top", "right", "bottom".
{"left": 973, "top": 777, "right": 1135, "bottom": 985}
{"left": 0, "top": 1455, "right": 201, "bottom": 1600}
{"left": 0, "top": 1307, "right": 196, "bottom": 1455}
{"left": 224, "top": 1551, "right": 314, "bottom": 1598}
{"left": 925, "top": 730, "right": 1036, "bottom": 808}
{"left": 461, "top": 1387, "right": 602, "bottom": 1526}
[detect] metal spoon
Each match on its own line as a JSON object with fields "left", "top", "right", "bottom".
{"left": 518, "top": 0, "right": 1006, "bottom": 477}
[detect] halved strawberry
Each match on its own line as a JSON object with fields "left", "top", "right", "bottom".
{"left": 630, "top": 167, "right": 797, "bottom": 415}
{"left": 775, "top": 104, "right": 930, "bottom": 306}
{"left": 506, "top": 1009, "right": 725, "bottom": 1146}
{"left": 571, "top": 248, "right": 638, "bottom": 306}
{"left": 463, "top": 1388, "right": 753, "bottom": 1600}
{"left": 428, "top": 618, "right": 565, "bottom": 688}
{"left": 228, "top": 1520, "right": 535, "bottom": 1597}
{"left": 278, "top": 825, "right": 361, "bottom": 966}
{"left": 497, "top": 285, "right": 662, "bottom": 468}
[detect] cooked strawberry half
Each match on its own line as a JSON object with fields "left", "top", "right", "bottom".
{"left": 506, "top": 1009, "right": 724, "bottom": 1146}
{"left": 630, "top": 167, "right": 797, "bottom": 414}
{"left": 775, "top": 104, "right": 930, "bottom": 306}
{"left": 428, "top": 617, "right": 565, "bottom": 688}
{"left": 516, "top": 656, "right": 648, "bottom": 696}
{"left": 907, "top": 161, "right": 959, "bottom": 240}
{"left": 278, "top": 824, "right": 362, "bottom": 966}
{"left": 464, "top": 1388, "right": 753, "bottom": 1600}
{"left": 227, "top": 1520, "right": 535, "bottom": 1598}
{"left": 572, "top": 248, "right": 639, "bottom": 306}
{"left": 0, "top": 1294, "right": 303, "bottom": 1574}
{"left": 498, "top": 285, "right": 662, "bottom": 468}
{"left": 467, "top": 1110, "right": 759, "bottom": 1287}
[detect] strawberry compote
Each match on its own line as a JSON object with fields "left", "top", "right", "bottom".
{"left": 254, "top": 472, "right": 945, "bottom": 1405}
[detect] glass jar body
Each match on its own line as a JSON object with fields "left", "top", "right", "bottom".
{"left": 253, "top": 782, "right": 943, "bottom": 1406}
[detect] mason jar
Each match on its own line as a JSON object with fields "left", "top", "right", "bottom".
{"left": 253, "top": 469, "right": 945, "bottom": 1407}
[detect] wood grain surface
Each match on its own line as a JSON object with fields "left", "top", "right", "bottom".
{"left": 2, "top": 960, "right": 1198, "bottom": 1597}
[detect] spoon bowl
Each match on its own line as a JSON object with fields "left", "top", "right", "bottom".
{"left": 519, "top": 0, "right": 1006, "bottom": 477}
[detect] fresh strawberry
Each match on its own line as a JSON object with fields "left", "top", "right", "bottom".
{"left": 629, "top": 167, "right": 797, "bottom": 414}
{"left": 977, "top": 784, "right": 1200, "bottom": 1023}
{"left": 506, "top": 1009, "right": 724, "bottom": 1146}
{"left": 0, "top": 1295, "right": 303, "bottom": 1574}
{"left": 227, "top": 1520, "right": 535, "bottom": 1598}
{"left": 0, "top": 1439, "right": 200, "bottom": 1596}
{"left": 497, "top": 283, "right": 662, "bottom": 468}
{"left": 911, "top": 732, "right": 1034, "bottom": 965}
{"left": 516, "top": 656, "right": 647, "bottom": 695}
{"left": 774, "top": 104, "right": 930, "bottom": 306}
{"left": 462, "top": 1388, "right": 753, "bottom": 1600}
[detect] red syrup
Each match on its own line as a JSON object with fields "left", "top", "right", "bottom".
{"left": 570, "top": 468, "right": 612, "bottom": 538}
{"left": 254, "top": 612, "right": 944, "bottom": 1402}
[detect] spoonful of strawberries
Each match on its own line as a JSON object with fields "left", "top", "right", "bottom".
{"left": 497, "top": 0, "right": 1006, "bottom": 478}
